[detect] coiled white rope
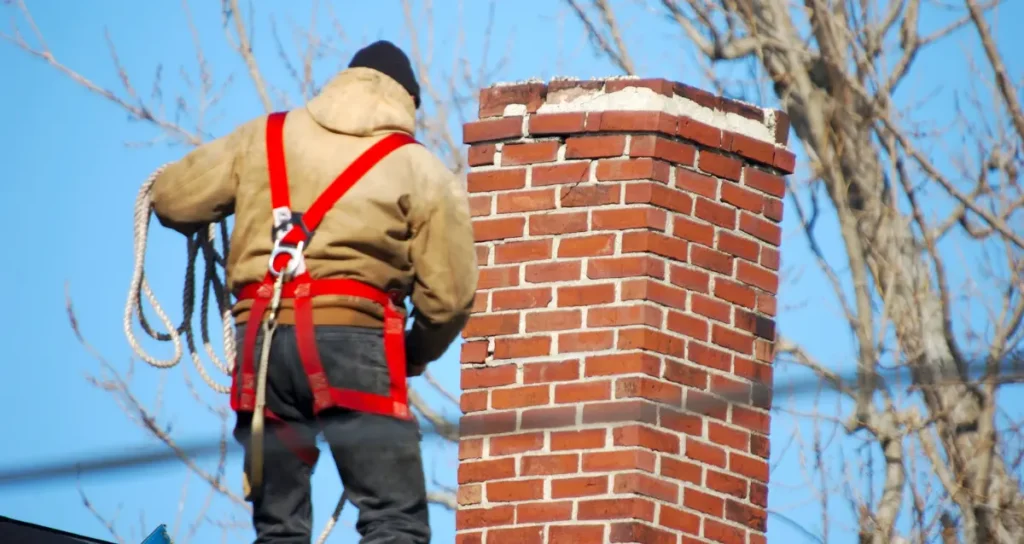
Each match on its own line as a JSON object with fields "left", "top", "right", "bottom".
{"left": 124, "top": 165, "right": 347, "bottom": 542}
{"left": 124, "top": 165, "right": 235, "bottom": 393}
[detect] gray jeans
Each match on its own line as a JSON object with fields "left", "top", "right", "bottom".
{"left": 233, "top": 324, "right": 431, "bottom": 544}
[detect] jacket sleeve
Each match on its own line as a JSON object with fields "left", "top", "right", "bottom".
{"left": 405, "top": 153, "right": 479, "bottom": 367}
{"left": 149, "top": 119, "right": 258, "bottom": 234}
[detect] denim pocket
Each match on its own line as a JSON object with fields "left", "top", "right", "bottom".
{"left": 315, "top": 326, "right": 391, "bottom": 396}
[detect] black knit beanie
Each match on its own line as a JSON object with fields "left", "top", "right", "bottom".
{"left": 348, "top": 40, "right": 421, "bottom": 109}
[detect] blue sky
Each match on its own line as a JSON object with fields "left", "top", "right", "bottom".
{"left": 0, "top": 1, "right": 1021, "bottom": 543}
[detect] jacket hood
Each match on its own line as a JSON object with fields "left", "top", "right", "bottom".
{"left": 305, "top": 67, "right": 417, "bottom": 136}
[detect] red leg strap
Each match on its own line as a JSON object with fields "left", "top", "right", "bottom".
{"left": 292, "top": 277, "right": 334, "bottom": 413}
{"left": 233, "top": 282, "right": 273, "bottom": 412}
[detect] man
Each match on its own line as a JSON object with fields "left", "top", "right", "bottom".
{"left": 148, "top": 40, "right": 478, "bottom": 543}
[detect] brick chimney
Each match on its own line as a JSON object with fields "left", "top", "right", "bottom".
{"left": 457, "top": 77, "right": 794, "bottom": 544}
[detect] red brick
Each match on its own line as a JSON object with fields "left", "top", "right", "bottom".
{"left": 625, "top": 182, "right": 693, "bottom": 214}
{"left": 494, "top": 239, "right": 552, "bottom": 264}
{"left": 493, "top": 336, "right": 551, "bottom": 359}
{"left": 707, "top": 469, "right": 749, "bottom": 499}
{"left": 585, "top": 352, "right": 661, "bottom": 378}
{"left": 673, "top": 215, "right": 714, "bottom": 246}
{"left": 565, "top": 135, "right": 627, "bottom": 159}
{"left": 699, "top": 150, "right": 742, "bottom": 180}
{"left": 525, "top": 309, "right": 582, "bottom": 332}
{"left": 521, "top": 453, "right": 579, "bottom": 476}
{"left": 477, "top": 266, "right": 519, "bottom": 290}
{"left": 694, "top": 197, "right": 737, "bottom": 228}
{"left": 460, "top": 438, "right": 483, "bottom": 460}
{"left": 582, "top": 449, "right": 656, "bottom": 473}
{"left": 737, "top": 261, "right": 779, "bottom": 293}
{"left": 721, "top": 182, "right": 764, "bottom": 213}
{"left": 588, "top": 256, "right": 664, "bottom": 280}
{"left": 554, "top": 380, "right": 612, "bottom": 403}
{"left": 491, "top": 432, "right": 548, "bottom": 456}
{"left": 613, "top": 472, "right": 679, "bottom": 503}
{"left": 764, "top": 197, "right": 784, "bottom": 222}
{"left": 529, "top": 211, "right": 588, "bottom": 235}
{"left": 523, "top": 359, "right": 579, "bottom": 383}
{"left": 525, "top": 261, "right": 582, "bottom": 283}
{"left": 461, "top": 340, "right": 489, "bottom": 363}
{"left": 502, "top": 141, "right": 559, "bottom": 165}
{"left": 726, "top": 132, "right": 776, "bottom": 165}
{"left": 517, "top": 501, "right": 573, "bottom": 523}
{"left": 684, "top": 487, "right": 724, "bottom": 517}
{"left": 468, "top": 195, "right": 492, "bottom": 217}
{"left": 742, "top": 166, "right": 785, "bottom": 198}
{"left": 717, "top": 231, "right": 760, "bottom": 262}
{"left": 661, "top": 456, "right": 702, "bottom": 485}
{"left": 709, "top": 421, "right": 750, "bottom": 451}
{"left": 587, "top": 304, "right": 662, "bottom": 329}
{"left": 629, "top": 135, "right": 697, "bottom": 165}
{"left": 613, "top": 424, "right": 680, "bottom": 454}
{"left": 714, "top": 278, "right": 757, "bottom": 308}
{"left": 750, "top": 482, "right": 769, "bottom": 508}
{"left": 521, "top": 406, "right": 577, "bottom": 430}
{"left": 467, "top": 169, "right": 527, "bottom": 193}
{"left": 551, "top": 475, "right": 608, "bottom": 498}
{"left": 496, "top": 188, "right": 556, "bottom": 213}
{"left": 458, "top": 458, "right": 516, "bottom": 484}
{"left": 663, "top": 360, "right": 709, "bottom": 390}
{"left": 578, "top": 497, "right": 655, "bottom": 522}
{"left": 461, "top": 410, "right": 517, "bottom": 435}
{"left": 675, "top": 168, "right": 718, "bottom": 199}
{"left": 581, "top": 399, "right": 658, "bottom": 425}
{"left": 687, "top": 438, "right": 727, "bottom": 467}
{"left": 621, "top": 279, "right": 687, "bottom": 310}
{"left": 558, "top": 330, "right": 614, "bottom": 353}
{"left": 690, "top": 294, "right": 731, "bottom": 323}
{"left": 712, "top": 326, "right": 754, "bottom": 356}
{"left": 750, "top": 434, "right": 770, "bottom": 458}
{"left": 732, "top": 405, "right": 770, "bottom": 435}
{"left": 462, "top": 365, "right": 516, "bottom": 389}
{"left": 622, "top": 230, "right": 688, "bottom": 262}
{"left": 460, "top": 391, "right": 487, "bottom": 413}
{"left": 486, "top": 526, "right": 544, "bottom": 544}
{"left": 614, "top": 377, "right": 683, "bottom": 406}
{"left": 492, "top": 287, "right": 552, "bottom": 310}
{"left": 660, "top": 505, "right": 701, "bottom": 534}
{"left": 609, "top": 522, "right": 678, "bottom": 544}
{"left": 531, "top": 162, "right": 590, "bottom": 186}
{"left": 551, "top": 429, "right": 607, "bottom": 451}
{"left": 595, "top": 158, "right": 671, "bottom": 183}
{"left": 726, "top": 499, "right": 767, "bottom": 531}
{"left": 774, "top": 148, "right": 797, "bottom": 173}
{"left": 558, "top": 234, "right": 615, "bottom": 258}
{"left": 478, "top": 84, "right": 545, "bottom": 117}
{"left": 678, "top": 117, "right": 722, "bottom": 148}
{"left": 548, "top": 525, "right": 606, "bottom": 543}
{"left": 468, "top": 144, "right": 496, "bottom": 167}
{"left": 669, "top": 265, "right": 710, "bottom": 293}
{"left": 617, "top": 327, "right": 684, "bottom": 357}
{"left": 529, "top": 112, "right": 586, "bottom": 135}
{"left": 560, "top": 184, "right": 620, "bottom": 207}
{"left": 491, "top": 385, "right": 550, "bottom": 409}
{"left": 690, "top": 245, "right": 734, "bottom": 275}
{"left": 557, "top": 283, "right": 616, "bottom": 307}
{"left": 464, "top": 313, "right": 519, "bottom": 337}
{"left": 464, "top": 116, "right": 523, "bottom": 143}
{"left": 740, "top": 212, "right": 782, "bottom": 245}
{"left": 485, "top": 479, "right": 544, "bottom": 502}
{"left": 667, "top": 311, "right": 709, "bottom": 341}
{"left": 456, "top": 506, "right": 514, "bottom": 530}
{"left": 594, "top": 206, "right": 668, "bottom": 232}
{"left": 704, "top": 519, "right": 745, "bottom": 544}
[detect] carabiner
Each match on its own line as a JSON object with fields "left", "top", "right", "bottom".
{"left": 268, "top": 241, "right": 306, "bottom": 278}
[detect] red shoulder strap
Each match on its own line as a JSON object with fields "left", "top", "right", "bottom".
{"left": 264, "top": 111, "right": 417, "bottom": 246}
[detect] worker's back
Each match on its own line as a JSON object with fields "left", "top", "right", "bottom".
{"left": 150, "top": 66, "right": 477, "bottom": 348}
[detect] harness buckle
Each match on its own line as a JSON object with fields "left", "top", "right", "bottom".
{"left": 271, "top": 209, "right": 313, "bottom": 245}
{"left": 269, "top": 241, "right": 306, "bottom": 278}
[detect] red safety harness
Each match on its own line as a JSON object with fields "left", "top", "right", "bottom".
{"left": 230, "top": 111, "right": 418, "bottom": 465}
